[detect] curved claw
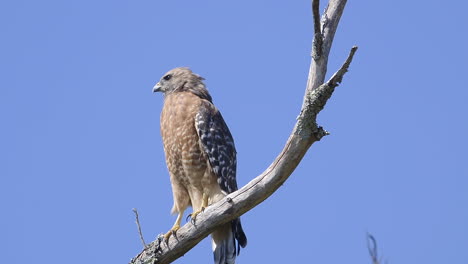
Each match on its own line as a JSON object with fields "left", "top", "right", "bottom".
{"left": 188, "top": 207, "right": 205, "bottom": 224}
{"left": 188, "top": 213, "right": 197, "bottom": 224}
{"left": 164, "top": 212, "right": 182, "bottom": 243}
{"left": 163, "top": 232, "right": 171, "bottom": 243}
{"left": 163, "top": 226, "right": 179, "bottom": 242}
{"left": 186, "top": 194, "right": 209, "bottom": 224}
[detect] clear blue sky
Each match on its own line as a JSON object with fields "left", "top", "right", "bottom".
{"left": 1, "top": 0, "right": 467, "bottom": 263}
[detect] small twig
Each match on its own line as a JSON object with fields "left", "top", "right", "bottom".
{"left": 133, "top": 208, "right": 147, "bottom": 249}
{"left": 366, "top": 232, "right": 380, "bottom": 264}
{"left": 328, "top": 46, "right": 358, "bottom": 86}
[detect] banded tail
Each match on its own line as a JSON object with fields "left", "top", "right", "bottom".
{"left": 212, "top": 218, "right": 247, "bottom": 264}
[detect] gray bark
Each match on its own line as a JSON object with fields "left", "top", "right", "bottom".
{"left": 130, "top": 0, "right": 356, "bottom": 263}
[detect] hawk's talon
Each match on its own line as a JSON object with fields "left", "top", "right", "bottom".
{"left": 164, "top": 212, "right": 182, "bottom": 242}
{"left": 163, "top": 225, "right": 179, "bottom": 242}
{"left": 188, "top": 206, "right": 205, "bottom": 224}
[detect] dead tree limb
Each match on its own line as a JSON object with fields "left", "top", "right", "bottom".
{"left": 131, "top": 0, "right": 355, "bottom": 263}
{"left": 367, "top": 233, "right": 384, "bottom": 264}
{"left": 132, "top": 208, "right": 147, "bottom": 249}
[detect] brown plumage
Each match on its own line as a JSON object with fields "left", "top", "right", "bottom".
{"left": 153, "top": 67, "right": 247, "bottom": 264}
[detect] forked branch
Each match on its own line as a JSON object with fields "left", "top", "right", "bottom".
{"left": 130, "top": 0, "right": 355, "bottom": 263}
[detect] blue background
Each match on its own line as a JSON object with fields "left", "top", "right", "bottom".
{"left": 2, "top": 0, "right": 467, "bottom": 263}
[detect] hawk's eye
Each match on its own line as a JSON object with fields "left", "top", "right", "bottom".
{"left": 163, "top": 74, "right": 172, "bottom": 81}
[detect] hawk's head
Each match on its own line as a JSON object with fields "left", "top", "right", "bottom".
{"left": 153, "top": 67, "right": 212, "bottom": 102}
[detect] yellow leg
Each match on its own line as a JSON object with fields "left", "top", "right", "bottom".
{"left": 164, "top": 212, "right": 183, "bottom": 241}
{"left": 189, "top": 193, "right": 208, "bottom": 223}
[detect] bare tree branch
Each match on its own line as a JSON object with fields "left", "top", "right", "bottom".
{"left": 307, "top": 0, "right": 348, "bottom": 97}
{"left": 367, "top": 233, "right": 382, "bottom": 264}
{"left": 130, "top": 0, "right": 354, "bottom": 263}
{"left": 132, "top": 208, "right": 147, "bottom": 249}
{"left": 312, "top": 0, "right": 321, "bottom": 35}
{"left": 312, "top": 0, "right": 323, "bottom": 59}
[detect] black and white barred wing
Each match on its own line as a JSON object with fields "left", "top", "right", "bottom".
{"left": 195, "top": 100, "right": 238, "bottom": 194}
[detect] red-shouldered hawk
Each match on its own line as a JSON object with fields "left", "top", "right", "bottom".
{"left": 153, "top": 67, "right": 247, "bottom": 264}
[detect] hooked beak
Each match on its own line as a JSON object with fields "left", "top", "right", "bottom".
{"left": 153, "top": 82, "right": 162, "bottom": 93}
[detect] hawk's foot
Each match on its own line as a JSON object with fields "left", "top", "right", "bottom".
{"left": 163, "top": 224, "right": 180, "bottom": 242}
{"left": 187, "top": 193, "right": 209, "bottom": 224}
{"left": 187, "top": 207, "right": 205, "bottom": 224}
{"left": 164, "top": 212, "right": 183, "bottom": 242}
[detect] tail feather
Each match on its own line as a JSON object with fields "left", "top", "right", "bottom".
{"left": 231, "top": 218, "right": 247, "bottom": 254}
{"left": 212, "top": 219, "right": 247, "bottom": 264}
